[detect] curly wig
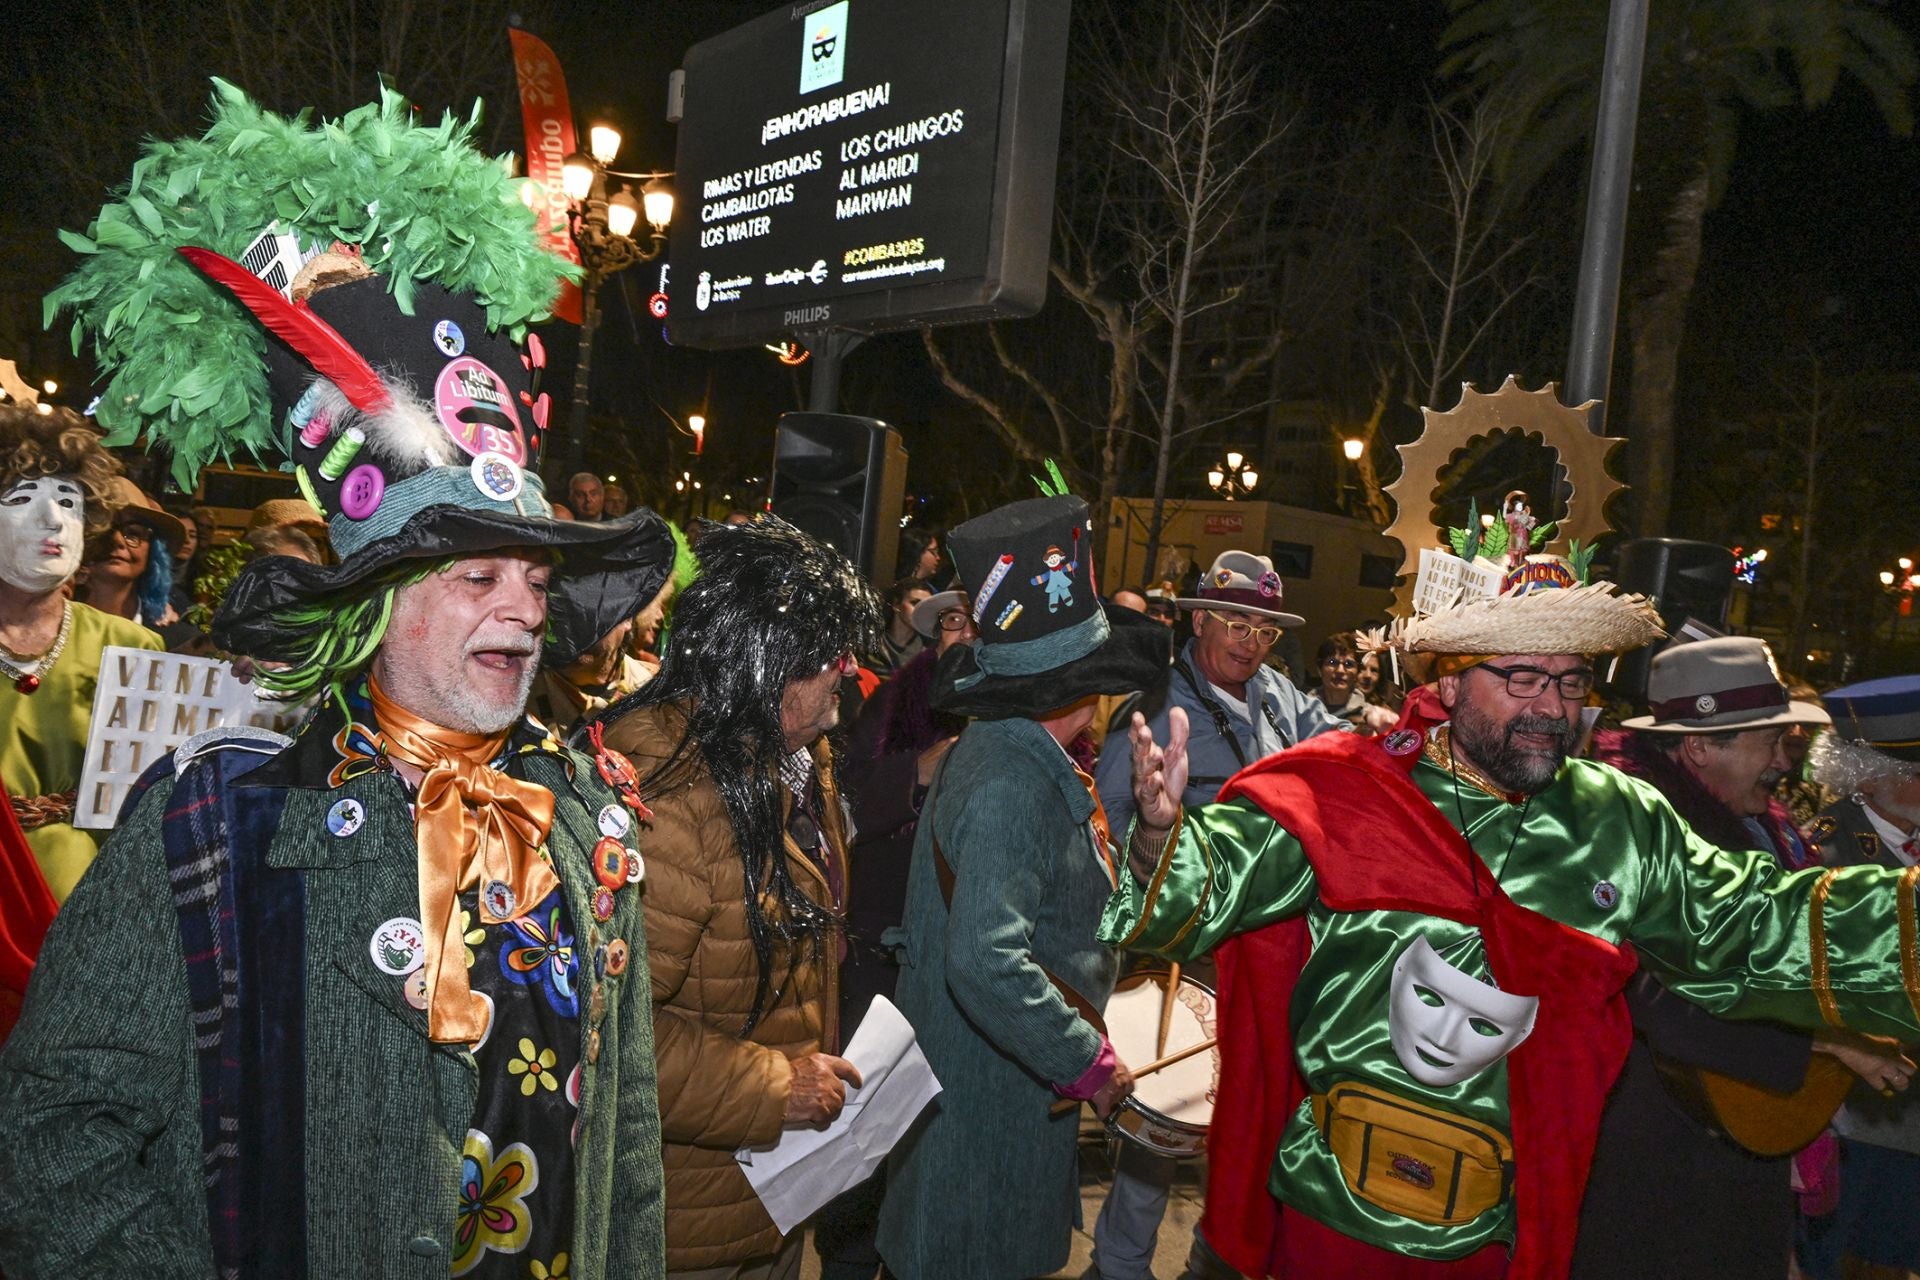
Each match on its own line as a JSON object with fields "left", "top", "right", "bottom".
{"left": 0, "top": 404, "right": 126, "bottom": 542}
{"left": 590, "top": 516, "right": 882, "bottom": 1033}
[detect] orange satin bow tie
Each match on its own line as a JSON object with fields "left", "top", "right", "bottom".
{"left": 368, "top": 675, "right": 558, "bottom": 1044}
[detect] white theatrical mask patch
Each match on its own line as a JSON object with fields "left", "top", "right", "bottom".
{"left": 1387, "top": 935, "right": 1539, "bottom": 1087}
{"left": 0, "top": 476, "right": 86, "bottom": 594}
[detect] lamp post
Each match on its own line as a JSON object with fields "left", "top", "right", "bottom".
{"left": 559, "top": 124, "right": 674, "bottom": 472}
{"left": 1207, "top": 451, "right": 1260, "bottom": 501}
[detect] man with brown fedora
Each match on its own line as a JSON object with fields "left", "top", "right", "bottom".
{"left": 1576, "top": 636, "right": 1906, "bottom": 1280}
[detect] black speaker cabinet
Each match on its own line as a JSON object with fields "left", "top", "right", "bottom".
{"left": 769, "top": 413, "right": 909, "bottom": 585}
{"left": 1609, "top": 537, "right": 1736, "bottom": 703}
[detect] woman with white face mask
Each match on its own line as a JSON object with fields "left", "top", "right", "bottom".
{"left": 0, "top": 406, "right": 163, "bottom": 907}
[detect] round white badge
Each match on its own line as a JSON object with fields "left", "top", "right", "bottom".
{"left": 598, "top": 804, "right": 631, "bottom": 838}
{"left": 624, "top": 848, "right": 645, "bottom": 885}
{"left": 326, "top": 797, "right": 365, "bottom": 837}
{"left": 482, "top": 879, "right": 518, "bottom": 920}
{"left": 402, "top": 968, "right": 430, "bottom": 1010}
{"left": 470, "top": 451, "right": 524, "bottom": 502}
{"left": 1694, "top": 693, "right": 1718, "bottom": 715}
{"left": 369, "top": 917, "right": 426, "bottom": 975}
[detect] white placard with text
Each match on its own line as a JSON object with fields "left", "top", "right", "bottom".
{"left": 74, "top": 647, "right": 306, "bottom": 829}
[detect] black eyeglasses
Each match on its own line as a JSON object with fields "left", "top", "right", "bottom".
{"left": 937, "top": 610, "right": 972, "bottom": 632}
{"left": 1476, "top": 661, "right": 1595, "bottom": 701}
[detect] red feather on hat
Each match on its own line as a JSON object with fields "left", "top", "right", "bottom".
{"left": 177, "top": 246, "right": 391, "bottom": 413}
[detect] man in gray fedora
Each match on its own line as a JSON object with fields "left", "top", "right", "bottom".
{"left": 1576, "top": 636, "right": 1909, "bottom": 1280}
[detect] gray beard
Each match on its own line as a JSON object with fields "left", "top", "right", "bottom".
{"left": 1450, "top": 700, "right": 1571, "bottom": 796}
{"left": 441, "top": 653, "right": 541, "bottom": 734}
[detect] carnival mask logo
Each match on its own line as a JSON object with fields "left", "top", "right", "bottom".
{"left": 0, "top": 476, "right": 86, "bottom": 594}
{"left": 1387, "top": 936, "right": 1539, "bottom": 1087}
{"left": 799, "top": 1, "right": 849, "bottom": 94}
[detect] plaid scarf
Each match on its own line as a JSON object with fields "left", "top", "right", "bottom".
{"left": 137, "top": 738, "right": 305, "bottom": 1280}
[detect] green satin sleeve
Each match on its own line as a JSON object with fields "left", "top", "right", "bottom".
{"left": 1622, "top": 783, "right": 1920, "bottom": 1039}
{"left": 1097, "top": 797, "right": 1317, "bottom": 960}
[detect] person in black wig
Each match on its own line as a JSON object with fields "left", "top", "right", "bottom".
{"left": 588, "top": 515, "right": 883, "bottom": 1276}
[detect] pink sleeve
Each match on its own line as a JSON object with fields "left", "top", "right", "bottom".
{"left": 1052, "top": 1034, "right": 1116, "bottom": 1100}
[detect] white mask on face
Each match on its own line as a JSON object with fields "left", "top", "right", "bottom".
{"left": 1387, "top": 935, "right": 1540, "bottom": 1087}
{"left": 0, "top": 476, "right": 86, "bottom": 594}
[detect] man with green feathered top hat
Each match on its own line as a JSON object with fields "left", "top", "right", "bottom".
{"left": 0, "top": 82, "right": 674, "bottom": 1279}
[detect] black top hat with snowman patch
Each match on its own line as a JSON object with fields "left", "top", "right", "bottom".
{"left": 931, "top": 496, "right": 1171, "bottom": 719}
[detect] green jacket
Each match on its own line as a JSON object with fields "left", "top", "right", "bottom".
{"left": 877, "top": 716, "right": 1119, "bottom": 1280}
{"left": 0, "top": 709, "right": 664, "bottom": 1279}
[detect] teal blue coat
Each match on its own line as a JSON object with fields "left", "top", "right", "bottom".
{"left": 877, "top": 716, "right": 1119, "bottom": 1280}
{"left": 0, "top": 716, "right": 664, "bottom": 1279}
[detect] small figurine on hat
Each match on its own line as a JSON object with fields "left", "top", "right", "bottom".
{"left": 1030, "top": 543, "right": 1077, "bottom": 612}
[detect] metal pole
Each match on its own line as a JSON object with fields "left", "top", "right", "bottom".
{"left": 801, "top": 329, "right": 865, "bottom": 413}
{"left": 567, "top": 273, "right": 601, "bottom": 473}
{"left": 1564, "top": 0, "right": 1649, "bottom": 431}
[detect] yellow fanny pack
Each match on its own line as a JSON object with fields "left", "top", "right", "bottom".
{"left": 1310, "top": 1082, "right": 1515, "bottom": 1225}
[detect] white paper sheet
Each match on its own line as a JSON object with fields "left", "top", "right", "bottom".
{"left": 735, "top": 995, "right": 941, "bottom": 1235}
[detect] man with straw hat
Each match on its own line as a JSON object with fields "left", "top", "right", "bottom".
{"left": 0, "top": 83, "right": 674, "bottom": 1277}
{"left": 1106, "top": 543, "right": 1920, "bottom": 1280}
{"left": 878, "top": 493, "right": 1173, "bottom": 1280}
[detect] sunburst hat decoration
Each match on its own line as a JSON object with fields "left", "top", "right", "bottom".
{"left": 47, "top": 79, "right": 673, "bottom": 668}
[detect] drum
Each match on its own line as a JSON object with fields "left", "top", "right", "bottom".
{"left": 1103, "top": 968, "right": 1218, "bottom": 1159}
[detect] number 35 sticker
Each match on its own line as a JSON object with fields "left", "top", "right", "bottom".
{"left": 434, "top": 357, "right": 526, "bottom": 465}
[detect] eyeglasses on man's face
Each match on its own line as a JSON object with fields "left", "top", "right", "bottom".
{"left": 1475, "top": 661, "right": 1595, "bottom": 701}
{"left": 936, "top": 609, "right": 972, "bottom": 633}
{"left": 1205, "top": 610, "right": 1282, "bottom": 647}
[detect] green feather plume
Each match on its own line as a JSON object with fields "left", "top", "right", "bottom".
{"left": 46, "top": 78, "right": 581, "bottom": 489}
{"left": 1031, "top": 459, "right": 1070, "bottom": 498}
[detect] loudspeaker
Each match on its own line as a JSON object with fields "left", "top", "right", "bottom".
{"left": 770, "top": 413, "right": 909, "bottom": 584}
{"left": 1608, "top": 537, "right": 1736, "bottom": 703}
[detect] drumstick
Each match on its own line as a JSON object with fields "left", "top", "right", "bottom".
{"left": 1049, "top": 1036, "right": 1219, "bottom": 1116}
{"left": 1156, "top": 963, "right": 1181, "bottom": 1059}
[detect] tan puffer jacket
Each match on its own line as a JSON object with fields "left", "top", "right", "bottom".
{"left": 603, "top": 700, "right": 845, "bottom": 1271}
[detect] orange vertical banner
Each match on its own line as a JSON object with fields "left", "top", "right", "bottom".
{"left": 509, "top": 27, "right": 584, "bottom": 324}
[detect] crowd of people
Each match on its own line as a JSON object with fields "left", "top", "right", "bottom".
{"left": 2, "top": 82, "right": 1918, "bottom": 1280}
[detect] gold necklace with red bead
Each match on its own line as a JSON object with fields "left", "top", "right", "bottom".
{"left": 0, "top": 600, "right": 74, "bottom": 694}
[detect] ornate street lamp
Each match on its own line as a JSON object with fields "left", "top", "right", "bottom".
{"left": 559, "top": 123, "right": 674, "bottom": 471}
{"left": 1207, "top": 451, "right": 1259, "bottom": 501}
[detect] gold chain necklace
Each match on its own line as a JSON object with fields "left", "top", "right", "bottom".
{"left": 0, "top": 600, "right": 74, "bottom": 695}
